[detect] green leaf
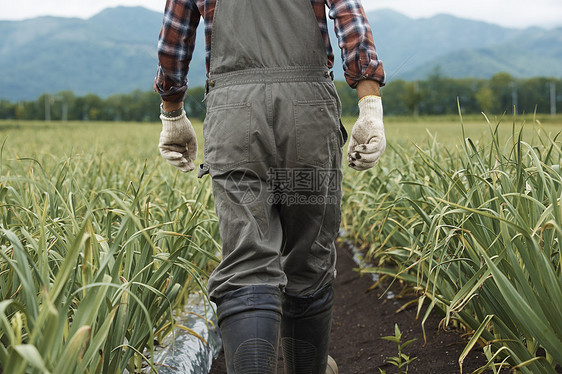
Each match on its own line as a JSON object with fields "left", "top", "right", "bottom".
{"left": 13, "top": 344, "right": 50, "bottom": 373}
{"left": 381, "top": 336, "right": 401, "bottom": 344}
{"left": 54, "top": 325, "right": 91, "bottom": 373}
{"left": 400, "top": 338, "right": 417, "bottom": 350}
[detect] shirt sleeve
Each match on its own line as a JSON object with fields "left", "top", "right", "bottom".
{"left": 154, "top": 0, "right": 201, "bottom": 102}
{"left": 327, "top": 0, "right": 386, "bottom": 88}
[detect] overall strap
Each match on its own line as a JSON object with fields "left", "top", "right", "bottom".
{"left": 209, "top": 0, "right": 328, "bottom": 76}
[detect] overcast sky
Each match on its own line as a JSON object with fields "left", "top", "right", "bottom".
{"left": 1, "top": 0, "right": 561, "bottom": 29}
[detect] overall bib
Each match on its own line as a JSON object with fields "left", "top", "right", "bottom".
{"left": 205, "top": 0, "right": 345, "bottom": 301}
{"left": 205, "top": 2, "right": 343, "bottom": 372}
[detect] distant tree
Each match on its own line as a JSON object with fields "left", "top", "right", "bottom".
{"left": 400, "top": 81, "right": 422, "bottom": 116}
{"left": 76, "top": 94, "right": 104, "bottom": 121}
{"left": 16, "top": 101, "right": 39, "bottom": 120}
{"left": 334, "top": 81, "right": 357, "bottom": 117}
{"left": 456, "top": 78, "right": 482, "bottom": 114}
{"left": 140, "top": 90, "right": 162, "bottom": 122}
{"left": 0, "top": 100, "right": 16, "bottom": 119}
{"left": 184, "top": 86, "right": 207, "bottom": 120}
{"left": 475, "top": 86, "right": 495, "bottom": 113}
{"left": 420, "top": 67, "right": 443, "bottom": 115}
{"left": 113, "top": 90, "right": 160, "bottom": 121}
{"left": 37, "top": 94, "right": 50, "bottom": 120}
{"left": 422, "top": 69, "right": 482, "bottom": 115}
{"left": 56, "top": 91, "right": 76, "bottom": 121}
{"left": 489, "top": 72, "right": 516, "bottom": 114}
{"left": 15, "top": 103, "right": 26, "bottom": 120}
{"left": 376, "top": 80, "right": 409, "bottom": 116}
{"left": 518, "top": 77, "right": 552, "bottom": 114}
{"left": 1, "top": 74, "right": 559, "bottom": 121}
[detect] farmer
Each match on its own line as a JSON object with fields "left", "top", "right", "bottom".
{"left": 155, "top": 0, "right": 385, "bottom": 373}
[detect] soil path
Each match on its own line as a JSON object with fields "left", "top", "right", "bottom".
{"left": 209, "top": 242, "right": 487, "bottom": 373}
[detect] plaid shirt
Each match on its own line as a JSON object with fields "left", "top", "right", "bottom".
{"left": 155, "top": 0, "right": 385, "bottom": 102}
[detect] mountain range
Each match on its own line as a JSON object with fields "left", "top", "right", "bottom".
{"left": 1, "top": 6, "right": 561, "bottom": 100}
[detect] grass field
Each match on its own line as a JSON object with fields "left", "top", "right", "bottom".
{"left": 3, "top": 112, "right": 561, "bottom": 160}
{"left": 1, "top": 113, "right": 561, "bottom": 373}
{"left": 348, "top": 113, "right": 562, "bottom": 148}
{"left": 340, "top": 114, "right": 562, "bottom": 373}
{"left": 0, "top": 119, "right": 220, "bottom": 373}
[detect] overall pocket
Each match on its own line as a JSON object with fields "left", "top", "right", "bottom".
{"left": 203, "top": 102, "right": 251, "bottom": 171}
{"left": 293, "top": 99, "right": 339, "bottom": 167}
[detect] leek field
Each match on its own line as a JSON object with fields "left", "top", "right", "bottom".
{"left": 1, "top": 113, "right": 561, "bottom": 373}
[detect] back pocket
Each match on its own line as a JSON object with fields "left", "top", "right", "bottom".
{"left": 204, "top": 103, "right": 251, "bottom": 171}
{"left": 294, "top": 99, "right": 339, "bottom": 167}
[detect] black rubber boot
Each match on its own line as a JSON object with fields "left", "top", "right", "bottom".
{"left": 281, "top": 285, "right": 335, "bottom": 374}
{"left": 216, "top": 285, "right": 282, "bottom": 374}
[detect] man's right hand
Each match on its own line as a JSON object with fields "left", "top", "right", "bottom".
{"left": 159, "top": 110, "right": 198, "bottom": 172}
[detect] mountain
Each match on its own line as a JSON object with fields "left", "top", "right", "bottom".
{"left": 0, "top": 7, "right": 169, "bottom": 101}
{"left": 369, "top": 11, "right": 562, "bottom": 80}
{"left": 399, "top": 28, "right": 562, "bottom": 80}
{"left": 1, "top": 7, "right": 561, "bottom": 101}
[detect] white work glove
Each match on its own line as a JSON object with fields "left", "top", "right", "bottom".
{"left": 159, "top": 110, "right": 198, "bottom": 172}
{"left": 347, "top": 96, "right": 386, "bottom": 171}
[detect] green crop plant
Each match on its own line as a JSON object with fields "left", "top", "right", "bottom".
{"left": 379, "top": 323, "right": 417, "bottom": 374}
{"left": 2, "top": 113, "right": 561, "bottom": 373}
{"left": 0, "top": 121, "right": 221, "bottom": 373}
{"left": 341, "top": 112, "right": 562, "bottom": 373}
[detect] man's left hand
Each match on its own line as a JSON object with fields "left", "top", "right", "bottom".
{"left": 347, "top": 95, "right": 386, "bottom": 171}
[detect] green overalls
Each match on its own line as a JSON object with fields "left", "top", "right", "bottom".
{"left": 204, "top": 0, "right": 345, "bottom": 302}
{"left": 204, "top": 2, "right": 345, "bottom": 372}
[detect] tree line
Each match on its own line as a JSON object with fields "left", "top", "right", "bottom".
{"left": 1, "top": 72, "right": 560, "bottom": 122}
